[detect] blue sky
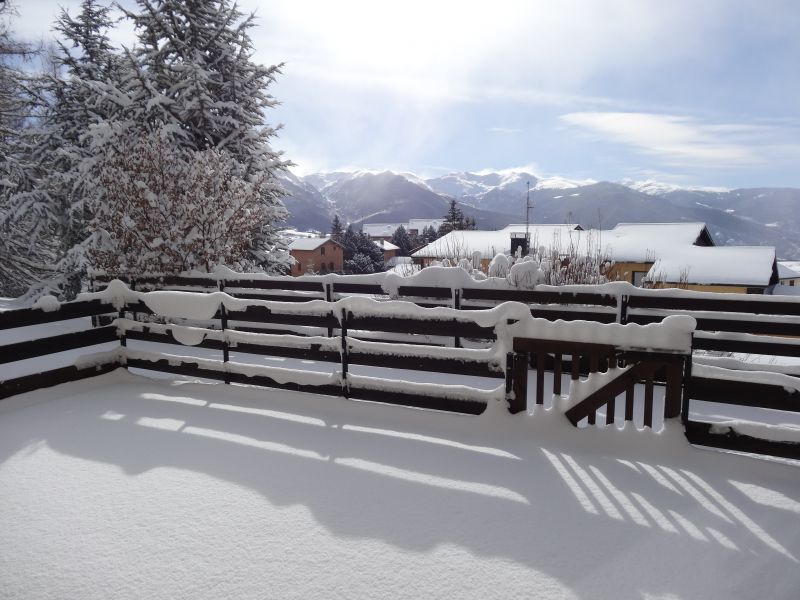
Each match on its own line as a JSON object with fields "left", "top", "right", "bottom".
{"left": 11, "top": 0, "right": 800, "bottom": 188}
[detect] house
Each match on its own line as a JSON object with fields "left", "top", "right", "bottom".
{"left": 593, "top": 223, "right": 715, "bottom": 285}
{"left": 362, "top": 219, "right": 445, "bottom": 240}
{"left": 778, "top": 261, "right": 800, "bottom": 287}
{"left": 645, "top": 246, "right": 779, "bottom": 294}
{"left": 362, "top": 223, "right": 403, "bottom": 240}
{"left": 411, "top": 224, "right": 583, "bottom": 271}
{"left": 288, "top": 237, "right": 344, "bottom": 276}
{"left": 373, "top": 239, "right": 399, "bottom": 263}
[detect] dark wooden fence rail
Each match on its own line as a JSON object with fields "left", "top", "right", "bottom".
{"left": 0, "top": 299, "right": 119, "bottom": 400}
{"left": 4, "top": 283, "right": 800, "bottom": 461}
{"left": 683, "top": 365, "right": 800, "bottom": 460}
{"left": 91, "top": 274, "right": 800, "bottom": 354}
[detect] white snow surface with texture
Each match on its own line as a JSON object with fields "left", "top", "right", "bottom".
{"left": 0, "top": 371, "right": 798, "bottom": 600}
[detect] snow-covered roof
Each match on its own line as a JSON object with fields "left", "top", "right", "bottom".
{"left": 288, "top": 237, "right": 336, "bottom": 251}
{"left": 407, "top": 218, "right": 444, "bottom": 230}
{"left": 362, "top": 223, "right": 403, "bottom": 237}
{"left": 594, "top": 222, "right": 712, "bottom": 263}
{"left": 412, "top": 224, "right": 582, "bottom": 259}
{"left": 374, "top": 239, "right": 399, "bottom": 251}
{"left": 647, "top": 246, "right": 777, "bottom": 287}
{"left": 777, "top": 261, "right": 800, "bottom": 280}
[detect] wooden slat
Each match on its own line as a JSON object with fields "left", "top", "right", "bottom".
{"left": 628, "top": 294, "right": 800, "bottom": 317}
{"left": 347, "top": 351, "right": 502, "bottom": 378}
{"left": 571, "top": 354, "right": 581, "bottom": 381}
{"left": 222, "top": 279, "right": 324, "bottom": 291}
{"left": 536, "top": 353, "right": 545, "bottom": 405}
{"left": 565, "top": 362, "right": 648, "bottom": 427}
{"left": 346, "top": 386, "right": 486, "bottom": 415}
{"left": 514, "top": 338, "right": 615, "bottom": 355}
{"left": 689, "top": 376, "right": 800, "bottom": 413}
{"left": 643, "top": 374, "right": 654, "bottom": 428}
{"left": 553, "top": 354, "right": 562, "bottom": 395}
{"left": 685, "top": 421, "right": 800, "bottom": 460}
{"left": 625, "top": 382, "right": 635, "bottom": 422}
{"left": 0, "top": 361, "right": 120, "bottom": 400}
{"left": 0, "top": 326, "right": 118, "bottom": 364}
{"left": 126, "top": 357, "right": 486, "bottom": 415}
{"left": 693, "top": 336, "right": 800, "bottom": 358}
{"left": 226, "top": 292, "right": 325, "bottom": 303}
{"left": 397, "top": 286, "right": 452, "bottom": 299}
{"left": 664, "top": 361, "right": 684, "bottom": 418}
{"left": 0, "top": 299, "right": 117, "bottom": 330}
{"left": 331, "top": 283, "right": 386, "bottom": 295}
{"left": 606, "top": 393, "right": 616, "bottom": 425}
{"left": 509, "top": 352, "right": 528, "bottom": 414}
{"left": 461, "top": 288, "right": 617, "bottom": 307}
{"left": 529, "top": 307, "right": 617, "bottom": 323}
{"left": 346, "top": 315, "right": 495, "bottom": 339}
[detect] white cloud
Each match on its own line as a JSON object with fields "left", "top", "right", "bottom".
{"left": 559, "top": 112, "right": 800, "bottom": 168}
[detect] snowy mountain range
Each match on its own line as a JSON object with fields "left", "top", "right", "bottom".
{"left": 279, "top": 170, "right": 800, "bottom": 259}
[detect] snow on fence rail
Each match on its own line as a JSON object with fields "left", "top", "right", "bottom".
{"left": 3, "top": 281, "right": 694, "bottom": 420}
{"left": 91, "top": 269, "right": 800, "bottom": 355}
{"left": 3, "top": 281, "right": 800, "bottom": 459}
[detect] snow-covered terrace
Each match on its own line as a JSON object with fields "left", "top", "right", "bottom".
{"left": 2, "top": 370, "right": 799, "bottom": 599}
{"left": 1, "top": 282, "right": 800, "bottom": 598}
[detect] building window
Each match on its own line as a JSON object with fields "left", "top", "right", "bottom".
{"left": 633, "top": 271, "right": 647, "bottom": 286}
{"left": 320, "top": 246, "right": 326, "bottom": 255}
{"left": 329, "top": 262, "right": 334, "bottom": 271}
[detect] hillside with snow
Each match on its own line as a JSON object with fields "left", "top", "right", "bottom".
{"left": 281, "top": 170, "right": 800, "bottom": 258}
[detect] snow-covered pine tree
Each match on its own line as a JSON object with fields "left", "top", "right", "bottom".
{"left": 92, "top": 0, "right": 290, "bottom": 273}
{"left": 390, "top": 225, "right": 413, "bottom": 256}
{"left": 331, "top": 215, "right": 344, "bottom": 240}
{"left": 0, "top": 1, "right": 50, "bottom": 297}
{"left": 4, "top": 0, "right": 121, "bottom": 298}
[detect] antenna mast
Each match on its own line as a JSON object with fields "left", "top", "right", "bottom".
{"left": 525, "top": 181, "right": 532, "bottom": 253}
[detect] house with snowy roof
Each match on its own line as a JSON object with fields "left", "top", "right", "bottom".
{"left": 411, "top": 224, "right": 583, "bottom": 270}
{"left": 363, "top": 219, "right": 445, "bottom": 240}
{"left": 778, "top": 261, "right": 800, "bottom": 287}
{"left": 373, "top": 239, "right": 399, "bottom": 263}
{"left": 288, "top": 236, "right": 343, "bottom": 276}
{"left": 595, "top": 222, "right": 716, "bottom": 285}
{"left": 645, "top": 246, "right": 779, "bottom": 294}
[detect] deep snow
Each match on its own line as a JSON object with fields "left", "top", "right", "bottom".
{"left": 0, "top": 371, "right": 798, "bottom": 600}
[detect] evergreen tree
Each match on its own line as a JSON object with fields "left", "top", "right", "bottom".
{"left": 0, "top": 1, "right": 48, "bottom": 297}
{"left": 89, "top": 0, "right": 290, "bottom": 272}
{"left": 4, "top": 0, "right": 121, "bottom": 298}
{"left": 390, "top": 225, "right": 413, "bottom": 256}
{"left": 330, "top": 214, "right": 344, "bottom": 240}
{"left": 438, "top": 199, "right": 475, "bottom": 236}
{"left": 421, "top": 225, "right": 438, "bottom": 244}
{"left": 339, "top": 225, "right": 384, "bottom": 274}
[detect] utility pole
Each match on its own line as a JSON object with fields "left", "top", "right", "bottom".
{"left": 524, "top": 181, "right": 533, "bottom": 252}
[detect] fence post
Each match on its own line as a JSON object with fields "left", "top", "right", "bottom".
{"left": 326, "top": 282, "right": 334, "bottom": 337}
{"left": 618, "top": 294, "right": 628, "bottom": 325}
{"left": 507, "top": 352, "right": 528, "bottom": 414}
{"left": 453, "top": 288, "right": 461, "bottom": 348}
{"left": 681, "top": 346, "right": 693, "bottom": 426}
{"left": 219, "top": 281, "right": 230, "bottom": 384}
{"left": 340, "top": 308, "right": 349, "bottom": 397}
{"left": 130, "top": 278, "right": 139, "bottom": 323}
{"left": 118, "top": 305, "right": 128, "bottom": 371}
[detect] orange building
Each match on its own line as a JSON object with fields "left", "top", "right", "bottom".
{"left": 288, "top": 237, "right": 344, "bottom": 276}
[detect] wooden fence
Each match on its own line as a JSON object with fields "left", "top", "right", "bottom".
{"left": 4, "top": 278, "right": 800, "bottom": 461}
